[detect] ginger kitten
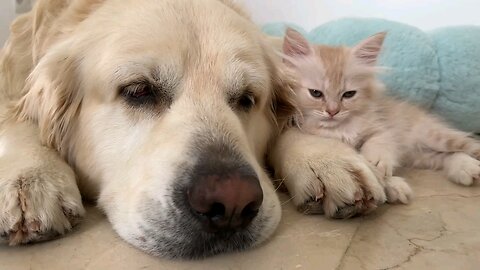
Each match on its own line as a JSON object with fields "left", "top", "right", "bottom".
{"left": 282, "top": 28, "right": 480, "bottom": 203}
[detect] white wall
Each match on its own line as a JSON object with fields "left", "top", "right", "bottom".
{"left": 1, "top": 0, "right": 480, "bottom": 45}
{"left": 241, "top": 0, "right": 480, "bottom": 31}
{"left": 0, "top": 0, "right": 16, "bottom": 46}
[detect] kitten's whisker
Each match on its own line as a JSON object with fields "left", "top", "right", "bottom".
{"left": 311, "top": 111, "right": 327, "bottom": 117}
{"left": 301, "top": 104, "right": 324, "bottom": 110}
{"left": 301, "top": 112, "right": 319, "bottom": 118}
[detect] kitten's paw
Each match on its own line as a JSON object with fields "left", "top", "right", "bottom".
{"left": 473, "top": 149, "right": 480, "bottom": 160}
{"left": 361, "top": 148, "right": 394, "bottom": 178}
{"left": 444, "top": 153, "right": 480, "bottom": 186}
{"left": 376, "top": 159, "right": 394, "bottom": 179}
{"left": 0, "top": 168, "right": 85, "bottom": 245}
{"left": 384, "top": 177, "right": 413, "bottom": 204}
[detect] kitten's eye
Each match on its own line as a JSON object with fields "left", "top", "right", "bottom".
{"left": 342, "top": 91, "right": 357, "bottom": 99}
{"left": 120, "top": 82, "right": 157, "bottom": 106}
{"left": 308, "top": 89, "right": 323, "bottom": 98}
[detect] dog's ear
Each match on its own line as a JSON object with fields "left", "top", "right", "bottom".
{"left": 261, "top": 35, "right": 299, "bottom": 132}
{"left": 14, "top": 46, "right": 82, "bottom": 156}
{"left": 217, "top": 0, "right": 251, "bottom": 19}
{"left": 269, "top": 62, "right": 299, "bottom": 132}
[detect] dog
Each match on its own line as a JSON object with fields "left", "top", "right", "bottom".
{"left": 0, "top": 0, "right": 387, "bottom": 259}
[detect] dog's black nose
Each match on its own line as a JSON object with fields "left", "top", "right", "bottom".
{"left": 187, "top": 169, "right": 263, "bottom": 233}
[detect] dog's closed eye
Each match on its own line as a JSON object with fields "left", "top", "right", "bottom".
{"left": 230, "top": 89, "right": 257, "bottom": 112}
{"left": 119, "top": 80, "right": 172, "bottom": 110}
{"left": 121, "top": 82, "right": 156, "bottom": 105}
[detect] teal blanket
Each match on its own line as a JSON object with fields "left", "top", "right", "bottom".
{"left": 263, "top": 18, "right": 480, "bottom": 132}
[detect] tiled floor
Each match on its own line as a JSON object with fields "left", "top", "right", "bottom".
{"left": 1, "top": 169, "right": 479, "bottom": 270}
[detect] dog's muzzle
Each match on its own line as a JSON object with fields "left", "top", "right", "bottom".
{"left": 152, "top": 142, "right": 268, "bottom": 259}
{"left": 187, "top": 149, "right": 263, "bottom": 233}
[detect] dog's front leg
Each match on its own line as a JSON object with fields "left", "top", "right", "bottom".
{"left": 269, "top": 127, "right": 386, "bottom": 218}
{"left": 0, "top": 118, "right": 84, "bottom": 245}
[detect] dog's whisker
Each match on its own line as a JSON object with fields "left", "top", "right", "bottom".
{"left": 274, "top": 177, "right": 286, "bottom": 192}
{"left": 281, "top": 195, "right": 296, "bottom": 206}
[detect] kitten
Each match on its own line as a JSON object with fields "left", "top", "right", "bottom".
{"left": 282, "top": 28, "right": 480, "bottom": 203}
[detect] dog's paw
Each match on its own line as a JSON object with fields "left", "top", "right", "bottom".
{"left": 0, "top": 167, "right": 85, "bottom": 245}
{"left": 384, "top": 176, "right": 413, "bottom": 204}
{"left": 270, "top": 130, "right": 387, "bottom": 219}
{"left": 286, "top": 154, "right": 387, "bottom": 219}
{"left": 444, "top": 153, "right": 480, "bottom": 186}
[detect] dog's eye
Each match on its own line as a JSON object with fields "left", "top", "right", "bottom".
{"left": 120, "top": 82, "right": 157, "bottom": 106}
{"left": 342, "top": 90, "right": 357, "bottom": 99}
{"left": 236, "top": 92, "right": 256, "bottom": 111}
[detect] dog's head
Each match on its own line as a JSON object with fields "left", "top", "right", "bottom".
{"left": 15, "top": 0, "right": 296, "bottom": 259}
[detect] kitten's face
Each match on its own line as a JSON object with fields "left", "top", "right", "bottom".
{"left": 283, "top": 29, "right": 386, "bottom": 130}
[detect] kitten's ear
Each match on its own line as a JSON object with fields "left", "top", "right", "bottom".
{"left": 352, "top": 32, "right": 387, "bottom": 66}
{"left": 283, "top": 28, "right": 312, "bottom": 57}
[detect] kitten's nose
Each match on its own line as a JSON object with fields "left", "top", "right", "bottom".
{"left": 327, "top": 108, "right": 340, "bottom": 117}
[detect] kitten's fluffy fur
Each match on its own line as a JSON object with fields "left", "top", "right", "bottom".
{"left": 283, "top": 28, "right": 480, "bottom": 203}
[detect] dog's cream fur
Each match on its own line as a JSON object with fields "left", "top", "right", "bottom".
{"left": 0, "top": 0, "right": 386, "bottom": 258}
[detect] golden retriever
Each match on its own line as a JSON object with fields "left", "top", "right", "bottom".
{"left": 0, "top": 0, "right": 387, "bottom": 259}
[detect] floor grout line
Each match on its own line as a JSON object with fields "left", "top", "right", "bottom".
{"left": 335, "top": 223, "right": 361, "bottom": 270}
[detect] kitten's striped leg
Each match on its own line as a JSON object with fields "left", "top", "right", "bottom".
{"left": 404, "top": 150, "right": 447, "bottom": 170}
{"left": 407, "top": 150, "right": 480, "bottom": 186}
{"left": 418, "top": 118, "right": 480, "bottom": 160}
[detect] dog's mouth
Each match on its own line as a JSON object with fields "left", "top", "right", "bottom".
{"left": 139, "top": 190, "right": 267, "bottom": 259}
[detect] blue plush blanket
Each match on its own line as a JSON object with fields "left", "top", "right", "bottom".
{"left": 263, "top": 18, "right": 480, "bottom": 132}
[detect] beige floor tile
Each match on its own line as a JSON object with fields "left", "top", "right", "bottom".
{"left": 1, "top": 170, "right": 479, "bottom": 270}
{"left": 0, "top": 195, "right": 359, "bottom": 270}
{"left": 338, "top": 170, "right": 480, "bottom": 270}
